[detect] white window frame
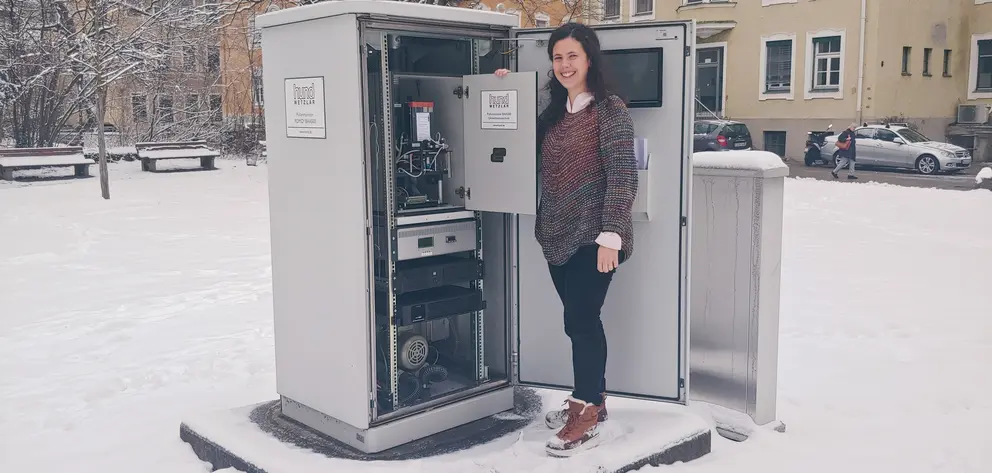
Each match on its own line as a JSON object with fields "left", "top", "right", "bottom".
{"left": 968, "top": 32, "right": 992, "bottom": 100}
{"left": 683, "top": 0, "right": 733, "bottom": 5}
{"left": 759, "top": 33, "right": 796, "bottom": 101}
{"left": 630, "top": 0, "right": 655, "bottom": 21}
{"left": 762, "top": 0, "right": 797, "bottom": 5}
{"left": 804, "top": 29, "right": 845, "bottom": 100}
{"left": 534, "top": 12, "right": 550, "bottom": 27}
{"left": 976, "top": 0, "right": 992, "bottom": 5}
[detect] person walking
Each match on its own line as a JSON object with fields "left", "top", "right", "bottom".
{"left": 495, "top": 22, "right": 638, "bottom": 457}
{"left": 833, "top": 122, "right": 859, "bottom": 180}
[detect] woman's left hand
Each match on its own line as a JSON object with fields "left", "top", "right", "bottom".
{"left": 597, "top": 245, "right": 619, "bottom": 273}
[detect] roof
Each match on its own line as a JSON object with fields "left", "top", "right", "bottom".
{"left": 861, "top": 124, "right": 910, "bottom": 130}
{"left": 257, "top": 0, "right": 519, "bottom": 30}
{"left": 695, "top": 118, "right": 744, "bottom": 125}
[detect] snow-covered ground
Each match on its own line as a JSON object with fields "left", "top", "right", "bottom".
{"left": 1, "top": 163, "right": 990, "bottom": 473}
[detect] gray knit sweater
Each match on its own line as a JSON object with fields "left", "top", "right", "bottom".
{"left": 535, "top": 95, "right": 638, "bottom": 266}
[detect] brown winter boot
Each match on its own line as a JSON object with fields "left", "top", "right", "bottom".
{"left": 544, "top": 394, "right": 608, "bottom": 429}
{"left": 546, "top": 400, "right": 603, "bottom": 457}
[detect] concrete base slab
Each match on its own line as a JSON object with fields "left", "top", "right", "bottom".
{"left": 180, "top": 388, "right": 711, "bottom": 473}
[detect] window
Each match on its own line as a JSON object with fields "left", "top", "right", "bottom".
{"left": 969, "top": 34, "right": 992, "bottom": 98}
{"left": 603, "top": 0, "right": 620, "bottom": 19}
{"left": 131, "top": 95, "right": 147, "bottom": 121}
{"left": 901, "top": 46, "right": 911, "bottom": 75}
{"left": 923, "top": 48, "right": 932, "bottom": 76}
{"left": 812, "top": 36, "right": 841, "bottom": 89}
{"left": 765, "top": 39, "right": 792, "bottom": 93}
{"left": 685, "top": 0, "right": 732, "bottom": 4}
{"left": 805, "top": 31, "right": 844, "bottom": 99}
{"left": 207, "top": 46, "right": 220, "bottom": 73}
{"left": 760, "top": 34, "right": 795, "bottom": 100}
{"left": 694, "top": 122, "right": 719, "bottom": 134}
{"left": 252, "top": 68, "right": 264, "bottom": 108}
{"left": 855, "top": 128, "right": 874, "bottom": 140}
{"left": 185, "top": 95, "right": 199, "bottom": 119}
{"left": 534, "top": 13, "right": 550, "bottom": 27}
{"left": 978, "top": 39, "right": 991, "bottom": 90}
{"left": 157, "top": 95, "right": 173, "bottom": 123}
{"left": 897, "top": 127, "right": 930, "bottom": 143}
{"left": 249, "top": 16, "right": 262, "bottom": 49}
{"left": 209, "top": 94, "right": 222, "bottom": 123}
{"left": 943, "top": 49, "right": 952, "bottom": 77}
{"left": 183, "top": 45, "right": 196, "bottom": 70}
{"left": 875, "top": 129, "right": 898, "bottom": 142}
{"left": 634, "top": 0, "right": 653, "bottom": 15}
{"left": 763, "top": 131, "right": 786, "bottom": 158}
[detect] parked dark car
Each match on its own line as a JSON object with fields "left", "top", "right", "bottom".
{"left": 693, "top": 119, "right": 753, "bottom": 152}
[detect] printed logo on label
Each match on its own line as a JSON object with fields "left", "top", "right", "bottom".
{"left": 488, "top": 93, "right": 511, "bottom": 109}
{"left": 293, "top": 83, "right": 317, "bottom": 106}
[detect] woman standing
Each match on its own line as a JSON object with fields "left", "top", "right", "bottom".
{"left": 496, "top": 22, "right": 638, "bottom": 457}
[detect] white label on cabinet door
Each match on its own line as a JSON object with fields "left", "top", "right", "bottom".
{"left": 285, "top": 77, "right": 326, "bottom": 139}
{"left": 480, "top": 90, "right": 518, "bottom": 130}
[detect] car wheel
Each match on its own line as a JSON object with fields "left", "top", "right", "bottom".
{"left": 916, "top": 154, "right": 939, "bottom": 175}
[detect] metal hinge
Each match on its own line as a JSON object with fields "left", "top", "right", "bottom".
{"left": 681, "top": 216, "right": 687, "bottom": 227}
{"left": 455, "top": 186, "right": 471, "bottom": 199}
{"left": 453, "top": 85, "right": 469, "bottom": 99}
{"left": 684, "top": 46, "right": 691, "bottom": 57}
{"left": 679, "top": 377, "right": 685, "bottom": 389}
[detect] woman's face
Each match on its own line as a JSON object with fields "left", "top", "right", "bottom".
{"left": 551, "top": 37, "right": 589, "bottom": 92}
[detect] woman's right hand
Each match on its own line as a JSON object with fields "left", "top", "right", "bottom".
{"left": 494, "top": 68, "right": 510, "bottom": 77}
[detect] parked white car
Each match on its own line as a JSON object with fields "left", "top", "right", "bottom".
{"left": 820, "top": 125, "right": 972, "bottom": 175}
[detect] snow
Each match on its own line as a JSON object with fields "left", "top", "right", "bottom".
{"left": 2, "top": 164, "right": 992, "bottom": 473}
{"left": 977, "top": 166, "right": 992, "bottom": 184}
{"left": 0, "top": 154, "right": 91, "bottom": 167}
{"left": 83, "top": 146, "right": 138, "bottom": 156}
{"left": 692, "top": 150, "right": 788, "bottom": 174}
{"left": 183, "top": 394, "right": 708, "bottom": 473}
{"left": 138, "top": 148, "right": 221, "bottom": 159}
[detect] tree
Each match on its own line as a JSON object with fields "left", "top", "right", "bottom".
{"left": 0, "top": 0, "right": 87, "bottom": 148}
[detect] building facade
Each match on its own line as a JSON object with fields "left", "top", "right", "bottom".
{"left": 217, "top": 0, "right": 574, "bottom": 122}
{"left": 101, "top": 1, "right": 224, "bottom": 144}
{"left": 592, "top": 0, "right": 992, "bottom": 160}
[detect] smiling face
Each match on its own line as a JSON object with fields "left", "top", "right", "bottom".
{"left": 551, "top": 37, "right": 590, "bottom": 95}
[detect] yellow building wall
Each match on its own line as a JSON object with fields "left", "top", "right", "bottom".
{"left": 866, "top": 0, "right": 976, "bottom": 122}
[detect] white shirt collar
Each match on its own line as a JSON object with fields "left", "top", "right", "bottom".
{"left": 566, "top": 92, "right": 594, "bottom": 114}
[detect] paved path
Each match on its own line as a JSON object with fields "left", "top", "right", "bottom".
{"left": 785, "top": 159, "right": 988, "bottom": 191}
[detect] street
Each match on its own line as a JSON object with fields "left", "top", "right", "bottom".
{"left": 785, "top": 159, "right": 987, "bottom": 191}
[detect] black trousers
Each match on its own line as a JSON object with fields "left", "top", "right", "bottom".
{"left": 547, "top": 244, "right": 624, "bottom": 406}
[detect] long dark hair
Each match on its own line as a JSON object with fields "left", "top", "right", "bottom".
{"left": 536, "top": 23, "right": 613, "bottom": 147}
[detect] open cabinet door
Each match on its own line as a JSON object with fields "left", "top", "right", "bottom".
{"left": 461, "top": 72, "right": 538, "bottom": 215}
{"left": 512, "top": 22, "right": 693, "bottom": 404}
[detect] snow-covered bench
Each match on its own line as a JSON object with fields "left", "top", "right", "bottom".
{"left": 135, "top": 141, "right": 219, "bottom": 172}
{"left": 0, "top": 147, "right": 92, "bottom": 181}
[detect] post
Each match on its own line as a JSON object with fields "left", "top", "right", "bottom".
{"left": 96, "top": 83, "right": 110, "bottom": 199}
{"left": 688, "top": 151, "right": 788, "bottom": 438}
